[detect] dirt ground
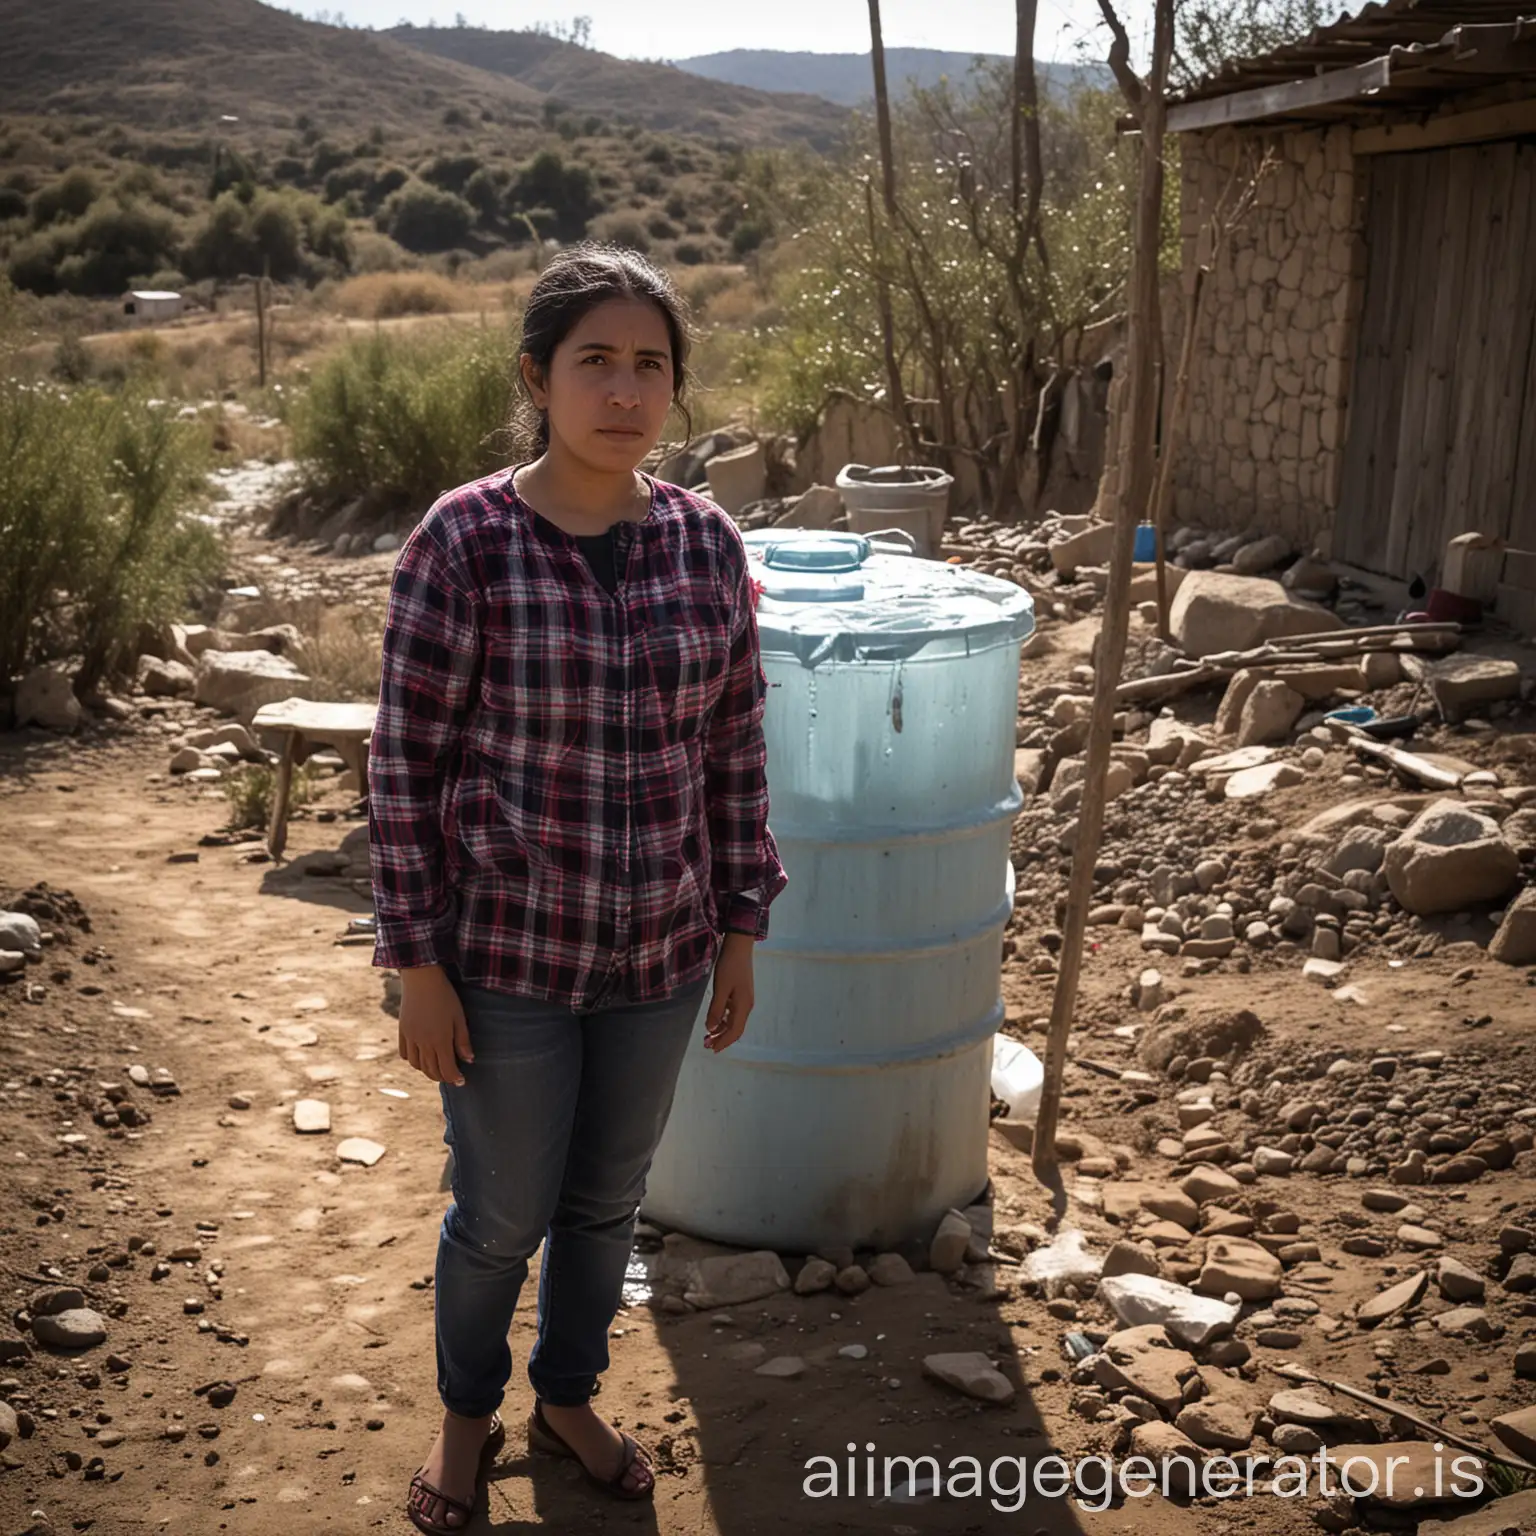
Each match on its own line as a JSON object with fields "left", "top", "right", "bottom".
{"left": 1, "top": 542, "right": 1534, "bottom": 1536}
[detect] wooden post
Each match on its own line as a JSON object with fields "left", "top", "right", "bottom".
{"left": 254, "top": 272, "right": 267, "bottom": 390}
{"left": 267, "top": 734, "right": 295, "bottom": 860}
{"left": 1033, "top": 0, "right": 1174, "bottom": 1183}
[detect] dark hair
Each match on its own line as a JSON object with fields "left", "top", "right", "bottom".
{"left": 512, "top": 242, "right": 693, "bottom": 454}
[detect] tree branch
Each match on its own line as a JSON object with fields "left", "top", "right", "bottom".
{"left": 1096, "top": 0, "right": 1146, "bottom": 117}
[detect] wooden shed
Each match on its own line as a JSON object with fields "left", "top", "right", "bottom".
{"left": 1165, "top": 1, "right": 1536, "bottom": 629}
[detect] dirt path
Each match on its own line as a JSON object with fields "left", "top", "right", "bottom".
{"left": 1, "top": 643, "right": 1533, "bottom": 1535}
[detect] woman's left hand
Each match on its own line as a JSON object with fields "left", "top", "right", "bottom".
{"left": 704, "top": 932, "right": 755, "bottom": 1052}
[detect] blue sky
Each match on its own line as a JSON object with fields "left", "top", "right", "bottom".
{"left": 299, "top": 1, "right": 1126, "bottom": 64}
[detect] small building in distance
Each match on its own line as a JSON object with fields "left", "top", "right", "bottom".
{"left": 122, "top": 290, "right": 183, "bottom": 324}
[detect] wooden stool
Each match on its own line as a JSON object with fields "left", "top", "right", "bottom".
{"left": 251, "top": 698, "right": 377, "bottom": 860}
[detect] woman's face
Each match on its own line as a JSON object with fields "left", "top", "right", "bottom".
{"left": 524, "top": 296, "right": 676, "bottom": 471}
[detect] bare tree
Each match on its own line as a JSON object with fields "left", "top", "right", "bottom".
{"left": 1032, "top": 0, "right": 1176, "bottom": 1182}
{"left": 863, "top": 0, "right": 920, "bottom": 462}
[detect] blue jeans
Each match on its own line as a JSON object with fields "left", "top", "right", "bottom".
{"left": 434, "top": 975, "right": 709, "bottom": 1417}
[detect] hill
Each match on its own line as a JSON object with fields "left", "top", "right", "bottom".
{"left": 0, "top": 0, "right": 545, "bottom": 141}
{"left": 672, "top": 48, "right": 1110, "bottom": 107}
{"left": 387, "top": 27, "right": 848, "bottom": 150}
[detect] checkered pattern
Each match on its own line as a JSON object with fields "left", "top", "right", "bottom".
{"left": 368, "top": 469, "right": 787, "bottom": 1008}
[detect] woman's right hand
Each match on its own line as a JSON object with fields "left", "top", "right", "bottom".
{"left": 397, "top": 965, "right": 474, "bottom": 1087}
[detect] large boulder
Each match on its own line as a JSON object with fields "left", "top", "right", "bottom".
{"left": 15, "top": 664, "right": 80, "bottom": 731}
{"left": 1170, "top": 571, "right": 1342, "bottom": 657}
{"left": 1050, "top": 520, "right": 1115, "bottom": 576}
{"left": 1428, "top": 656, "right": 1523, "bottom": 723}
{"left": 1383, "top": 800, "right": 1520, "bottom": 916}
{"left": 193, "top": 651, "right": 313, "bottom": 725}
{"left": 1236, "top": 681, "right": 1305, "bottom": 746}
{"left": 703, "top": 442, "right": 766, "bottom": 517}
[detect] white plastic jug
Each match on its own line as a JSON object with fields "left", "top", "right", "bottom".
{"left": 990, "top": 1035, "right": 1044, "bottom": 1119}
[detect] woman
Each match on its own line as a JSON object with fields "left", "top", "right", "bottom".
{"left": 367, "top": 245, "right": 787, "bottom": 1532}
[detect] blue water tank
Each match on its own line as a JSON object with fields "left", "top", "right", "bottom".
{"left": 643, "top": 531, "right": 1035, "bottom": 1253}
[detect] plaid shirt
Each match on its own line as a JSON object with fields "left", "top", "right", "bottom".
{"left": 368, "top": 468, "right": 787, "bottom": 1010}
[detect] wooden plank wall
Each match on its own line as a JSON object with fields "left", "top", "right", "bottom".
{"left": 1336, "top": 141, "right": 1536, "bottom": 580}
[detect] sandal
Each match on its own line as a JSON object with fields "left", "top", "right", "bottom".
{"left": 406, "top": 1412, "right": 505, "bottom": 1534}
{"left": 526, "top": 1398, "right": 655, "bottom": 1502}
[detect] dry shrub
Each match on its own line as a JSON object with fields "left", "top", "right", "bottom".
{"left": 243, "top": 595, "right": 382, "bottom": 701}
{"left": 331, "top": 271, "right": 463, "bottom": 320}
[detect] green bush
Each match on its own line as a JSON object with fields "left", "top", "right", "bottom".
{"left": 8, "top": 198, "right": 182, "bottom": 296}
{"left": 185, "top": 189, "right": 351, "bottom": 283}
{"left": 0, "top": 317, "right": 221, "bottom": 687}
{"left": 30, "top": 169, "right": 99, "bottom": 228}
{"left": 383, "top": 180, "right": 475, "bottom": 253}
{"left": 422, "top": 153, "right": 483, "bottom": 195}
{"left": 507, "top": 150, "right": 595, "bottom": 241}
{"left": 0, "top": 186, "right": 30, "bottom": 222}
{"left": 289, "top": 322, "right": 514, "bottom": 512}
{"left": 462, "top": 167, "right": 503, "bottom": 224}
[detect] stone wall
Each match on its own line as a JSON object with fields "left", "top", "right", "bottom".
{"left": 1171, "top": 124, "right": 1366, "bottom": 555}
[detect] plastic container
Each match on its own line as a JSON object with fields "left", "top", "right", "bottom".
{"left": 1133, "top": 523, "right": 1158, "bottom": 563}
{"left": 835, "top": 463, "right": 954, "bottom": 559}
{"left": 990, "top": 1036, "right": 1044, "bottom": 1120}
{"left": 643, "top": 530, "right": 1035, "bottom": 1252}
{"left": 1325, "top": 705, "right": 1377, "bottom": 726}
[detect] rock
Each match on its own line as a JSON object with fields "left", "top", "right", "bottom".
{"left": 1050, "top": 520, "right": 1115, "bottom": 576}
{"left": 1140, "top": 1007, "right": 1265, "bottom": 1073}
{"left": 793, "top": 1258, "right": 835, "bottom": 1295}
{"left": 1098, "top": 1273, "right": 1238, "bottom": 1347}
{"left": 0, "top": 912, "right": 42, "bottom": 955}
{"left": 1237, "top": 682, "right": 1305, "bottom": 747}
{"left": 292, "top": 1099, "right": 331, "bottom": 1134}
{"left": 16, "top": 663, "right": 81, "bottom": 731}
{"left": 31, "top": 1308, "right": 107, "bottom": 1349}
{"left": 1515, "top": 1345, "right": 1536, "bottom": 1379}
{"left": 833, "top": 1264, "right": 870, "bottom": 1296}
{"left": 1384, "top": 800, "right": 1520, "bottom": 916}
{"left": 1253, "top": 1147, "right": 1294, "bottom": 1176}
{"left": 1176, "top": 1396, "right": 1256, "bottom": 1452}
{"left": 753, "top": 1354, "right": 805, "bottom": 1379}
{"left": 703, "top": 442, "right": 767, "bottom": 517}
{"left": 1271, "top": 1422, "right": 1323, "bottom": 1454}
{"left": 922, "top": 1351, "right": 1015, "bottom": 1404}
{"left": 1357, "top": 1271, "right": 1428, "bottom": 1326}
{"left": 1283, "top": 554, "right": 1339, "bottom": 597}
{"left": 137, "top": 656, "right": 196, "bottom": 697}
{"left": 684, "top": 1252, "right": 791, "bottom": 1309}
{"left": 1096, "top": 1325, "right": 1197, "bottom": 1413}
{"left": 30, "top": 1287, "right": 85, "bottom": 1316}
{"left": 1181, "top": 1164, "right": 1244, "bottom": 1204}
{"left": 1326, "top": 826, "right": 1391, "bottom": 877}
{"left": 929, "top": 1210, "right": 972, "bottom": 1274}
{"left": 1101, "top": 1240, "right": 1161, "bottom": 1280}
{"left": 1170, "top": 571, "right": 1342, "bottom": 658}
{"left": 1322, "top": 1443, "right": 1483, "bottom": 1509}
{"left": 1140, "top": 1186, "right": 1201, "bottom": 1228}
{"left": 1416, "top": 1490, "right": 1536, "bottom": 1536}
{"left": 1429, "top": 1155, "right": 1489, "bottom": 1185}
{"left": 836, "top": 1343, "right": 867, "bottom": 1360}
{"left": 1303, "top": 957, "right": 1346, "bottom": 985}
{"left": 1490, "top": 888, "right": 1536, "bottom": 966}
{"left": 1227, "top": 761, "right": 1305, "bottom": 799}
{"left": 337, "top": 1137, "right": 385, "bottom": 1167}
{"left": 0, "top": 1400, "right": 15, "bottom": 1450}
{"left": 1435, "top": 1307, "right": 1498, "bottom": 1342}
{"left": 193, "top": 650, "right": 313, "bottom": 725}
{"left": 1197, "top": 1237, "right": 1283, "bottom": 1301}
{"left": 1491, "top": 1249, "right": 1536, "bottom": 1296}
{"left": 1231, "top": 535, "right": 1290, "bottom": 576}
{"left": 1398, "top": 1224, "right": 1444, "bottom": 1250}
{"left": 1436, "top": 1258, "right": 1485, "bottom": 1302}
{"left": 1363, "top": 1188, "right": 1409, "bottom": 1213}
{"left": 868, "top": 1252, "right": 914, "bottom": 1287}
{"left": 1429, "top": 657, "right": 1523, "bottom": 722}
{"left": 1128, "top": 1422, "right": 1205, "bottom": 1496}
{"left": 1492, "top": 1406, "right": 1536, "bottom": 1463}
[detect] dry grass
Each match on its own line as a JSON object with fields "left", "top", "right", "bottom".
{"left": 239, "top": 596, "right": 384, "bottom": 701}
{"left": 329, "top": 271, "right": 526, "bottom": 321}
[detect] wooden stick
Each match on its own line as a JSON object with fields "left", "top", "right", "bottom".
{"left": 1115, "top": 665, "right": 1226, "bottom": 702}
{"left": 1275, "top": 1364, "right": 1536, "bottom": 1473}
{"left": 1333, "top": 729, "right": 1464, "bottom": 791}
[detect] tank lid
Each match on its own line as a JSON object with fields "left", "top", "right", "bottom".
{"left": 742, "top": 529, "right": 1034, "bottom": 667}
